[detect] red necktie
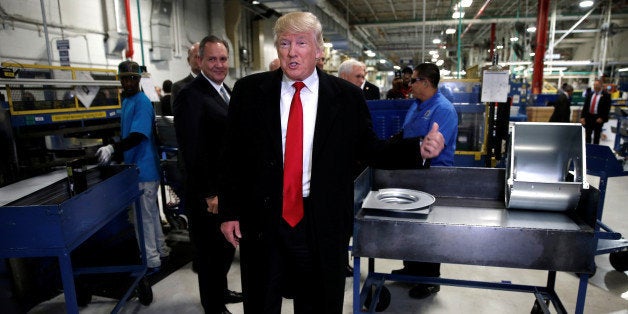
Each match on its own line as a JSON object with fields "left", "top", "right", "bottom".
{"left": 590, "top": 93, "right": 598, "bottom": 114}
{"left": 282, "top": 82, "right": 305, "bottom": 227}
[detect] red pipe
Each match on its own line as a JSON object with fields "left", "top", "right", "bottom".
{"left": 124, "top": 0, "right": 134, "bottom": 59}
{"left": 532, "top": 0, "right": 550, "bottom": 95}
{"left": 490, "top": 23, "right": 496, "bottom": 63}
{"left": 461, "top": 0, "right": 492, "bottom": 39}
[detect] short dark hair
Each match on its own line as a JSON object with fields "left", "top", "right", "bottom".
{"left": 414, "top": 63, "right": 440, "bottom": 87}
{"left": 199, "top": 35, "right": 230, "bottom": 58}
{"left": 163, "top": 80, "right": 172, "bottom": 93}
{"left": 402, "top": 67, "right": 413, "bottom": 75}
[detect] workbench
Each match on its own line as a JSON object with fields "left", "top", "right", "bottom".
{"left": 352, "top": 167, "right": 598, "bottom": 314}
{"left": 0, "top": 165, "right": 151, "bottom": 313}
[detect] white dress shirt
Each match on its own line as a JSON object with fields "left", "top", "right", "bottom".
{"left": 280, "top": 71, "right": 319, "bottom": 197}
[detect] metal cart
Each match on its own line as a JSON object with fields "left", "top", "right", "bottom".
{"left": 0, "top": 165, "right": 152, "bottom": 313}
{"left": 586, "top": 144, "right": 628, "bottom": 272}
{"left": 352, "top": 167, "right": 598, "bottom": 314}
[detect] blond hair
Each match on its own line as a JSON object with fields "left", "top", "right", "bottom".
{"left": 273, "top": 12, "right": 324, "bottom": 51}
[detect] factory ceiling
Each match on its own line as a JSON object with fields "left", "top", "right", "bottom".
{"left": 251, "top": 0, "right": 628, "bottom": 69}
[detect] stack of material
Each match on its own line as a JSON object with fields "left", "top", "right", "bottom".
{"left": 526, "top": 106, "right": 553, "bottom": 122}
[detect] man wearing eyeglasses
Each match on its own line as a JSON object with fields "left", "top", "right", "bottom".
{"left": 174, "top": 35, "right": 242, "bottom": 314}
{"left": 96, "top": 60, "right": 170, "bottom": 276}
{"left": 391, "top": 62, "right": 458, "bottom": 299}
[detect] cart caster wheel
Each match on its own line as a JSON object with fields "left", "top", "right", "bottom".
{"left": 363, "top": 285, "right": 391, "bottom": 312}
{"left": 76, "top": 289, "right": 92, "bottom": 307}
{"left": 530, "top": 299, "right": 550, "bottom": 314}
{"left": 137, "top": 277, "right": 153, "bottom": 306}
{"left": 172, "top": 215, "right": 188, "bottom": 230}
{"left": 609, "top": 250, "right": 628, "bottom": 272}
{"left": 75, "top": 280, "right": 92, "bottom": 307}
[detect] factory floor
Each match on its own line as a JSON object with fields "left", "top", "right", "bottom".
{"left": 27, "top": 124, "right": 628, "bottom": 314}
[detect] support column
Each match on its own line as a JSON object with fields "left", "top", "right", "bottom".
{"left": 532, "top": 0, "right": 550, "bottom": 95}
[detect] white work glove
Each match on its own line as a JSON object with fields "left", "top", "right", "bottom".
{"left": 96, "top": 144, "right": 114, "bottom": 165}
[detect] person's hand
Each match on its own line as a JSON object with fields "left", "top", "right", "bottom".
{"left": 580, "top": 117, "right": 585, "bottom": 126}
{"left": 221, "top": 221, "right": 241, "bottom": 248}
{"left": 596, "top": 117, "right": 603, "bottom": 124}
{"left": 96, "top": 144, "right": 114, "bottom": 165}
{"left": 420, "top": 122, "right": 445, "bottom": 159}
{"left": 205, "top": 196, "right": 219, "bottom": 214}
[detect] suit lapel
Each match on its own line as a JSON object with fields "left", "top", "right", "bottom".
{"left": 312, "top": 70, "right": 340, "bottom": 162}
{"left": 259, "top": 71, "right": 283, "bottom": 163}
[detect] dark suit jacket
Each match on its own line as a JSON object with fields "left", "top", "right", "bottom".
{"left": 363, "top": 80, "right": 380, "bottom": 100}
{"left": 549, "top": 92, "right": 571, "bottom": 123}
{"left": 581, "top": 90, "right": 611, "bottom": 124}
{"left": 173, "top": 74, "right": 230, "bottom": 214}
{"left": 171, "top": 73, "right": 195, "bottom": 108}
{"left": 220, "top": 68, "right": 422, "bottom": 312}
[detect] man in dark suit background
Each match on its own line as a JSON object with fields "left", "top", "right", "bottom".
{"left": 219, "top": 12, "right": 445, "bottom": 314}
{"left": 580, "top": 79, "right": 611, "bottom": 144}
{"left": 363, "top": 79, "right": 380, "bottom": 100}
{"left": 173, "top": 35, "right": 241, "bottom": 314}
{"left": 171, "top": 42, "right": 200, "bottom": 108}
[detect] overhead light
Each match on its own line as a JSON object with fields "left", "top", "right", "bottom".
{"left": 432, "top": 38, "right": 442, "bottom": 44}
{"left": 579, "top": 1, "right": 594, "bottom": 8}
{"left": 618, "top": 67, "right": 628, "bottom": 72}
{"left": 530, "top": 52, "right": 535, "bottom": 56}
{"left": 445, "top": 28, "right": 456, "bottom": 34}
{"left": 379, "top": 59, "right": 386, "bottom": 64}
{"left": 431, "top": 57, "right": 438, "bottom": 62}
{"left": 510, "top": 36, "right": 519, "bottom": 42}
{"left": 452, "top": 11, "right": 465, "bottom": 19}
{"left": 251, "top": 0, "right": 260, "bottom": 4}
{"left": 428, "top": 50, "right": 438, "bottom": 55}
{"left": 393, "top": 65, "right": 401, "bottom": 70}
{"left": 527, "top": 26, "right": 537, "bottom": 33}
{"left": 323, "top": 42, "right": 333, "bottom": 48}
{"left": 496, "top": 44, "right": 504, "bottom": 49}
{"left": 364, "top": 49, "right": 373, "bottom": 54}
{"left": 460, "top": 0, "right": 473, "bottom": 7}
{"left": 436, "top": 60, "right": 445, "bottom": 66}
{"left": 366, "top": 51, "right": 376, "bottom": 58}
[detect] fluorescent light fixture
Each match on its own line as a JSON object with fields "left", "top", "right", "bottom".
{"left": 460, "top": 0, "right": 473, "bottom": 7}
{"left": 579, "top": 1, "right": 594, "bottom": 8}
{"left": 393, "top": 65, "right": 401, "bottom": 70}
{"left": 431, "top": 58, "right": 438, "bottom": 62}
{"left": 323, "top": 42, "right": 333, "bottom": 48}
{"left": 379, "top": 59, "right": 386, "bottom": 64}
{"left": 618, "top": 67, "right": 628, "bottom": 72}
{"left": 440, "top": 69, "right": 451, "bottom": 76}
{"left": 527, "top": 26, "right": 537, "bottom": 32}
{"left": 545, "top": 60, "right": 592, "bottom": 66}
{"left": 433, "top": 38, "right": 442, "bottom": 44}
{"left": 530, "top": 52, "right": 535, "bottom": 56}
{"left": 510, "top": 36, "right": 519, "bottom": 42}
{"left": 452, "top": 11, "right": 465, "bottom": 19}
{"left": 436, "top": 60, "right": 445, "bottom": 66}
{"left": 445, "top": 28, "right": 456, "bottom": 34}
{"left": 496, "top": 44, "right": 504, "bottom": 49}
{"left": 364, "top": 49, "right": 373, "bottom": 54}
{"left": 252, "top": 0, "right": 260, "bottom": 4}
{"left": 429, "top": 50, "right": 438, "bottom": 55}
{"left": 432, "top": 54, "right": 439, "bottom": 59}
{"left": 366, "top": 51, "right": 376, "bottom": 57}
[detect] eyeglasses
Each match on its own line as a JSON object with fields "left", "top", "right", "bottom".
{"left": 410, "top": 77, "right": 427, "bottom": 85}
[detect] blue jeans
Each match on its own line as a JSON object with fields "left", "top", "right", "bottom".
{"left": 132, "top": 181, "right": 168, "bottom": 268}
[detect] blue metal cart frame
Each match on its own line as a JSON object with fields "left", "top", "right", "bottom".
{"left": 0, "top": 165, "right": 148, "bottom": 313}
{"left": 352, "top": 167, "right": 598, "bottom": 314}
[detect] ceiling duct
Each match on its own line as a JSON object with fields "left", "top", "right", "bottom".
{"left": 149, "top": 0, "right": 173, "bottom": 61}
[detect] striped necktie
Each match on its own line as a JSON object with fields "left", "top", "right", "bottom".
{"left": 219, "top": 86, "right": 230, "bottom": 104}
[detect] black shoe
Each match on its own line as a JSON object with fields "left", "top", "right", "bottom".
{"left": 408, "top": 284, "right": 440, "bottom": 299}
{"left": 345, "top": 264, "right": 354, "bottom": 277}
{"left": 391, "top": 267, "right": 412, "bottom": 276}
{"left": 224, "top": 289, "right": 244, "bottom": 304}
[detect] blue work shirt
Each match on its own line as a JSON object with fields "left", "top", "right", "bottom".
{"left": 402, "top": 91, "right": 458, "bottom": 166}
{"left": 120, "top": 92, "right": 160, "bottom": 182}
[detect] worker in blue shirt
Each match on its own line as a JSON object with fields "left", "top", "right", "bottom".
{"left": 96, "top": 60, "right": 170, "bottom": 273}
{"left": 391, "top": 62, "right": 458, "bottom": 298}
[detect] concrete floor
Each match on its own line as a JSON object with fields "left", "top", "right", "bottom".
{"left": 27, "top": 123, "right": 628, "bottom": 314}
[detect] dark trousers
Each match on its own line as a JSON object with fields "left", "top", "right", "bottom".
{"left": 243, "top": 198, "right": 335, "bottom": 314}
{"left": 402, "top": 261, "right": 441, "bottom": 279}
{"left": 189, "top": 207, "right": 235, "bottom": 313}
{"left": 585, "top": 120, "right": 604, "bottom": 144}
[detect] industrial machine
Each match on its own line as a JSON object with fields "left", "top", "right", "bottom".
{"left": 0, "top": 165, "right": 152, "bottom": 313}
{"left": 0, "top": 62, "right": 121, "bottom": 187}
{"left": 353, "top": 123, "right": 599, "bottom": 314}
